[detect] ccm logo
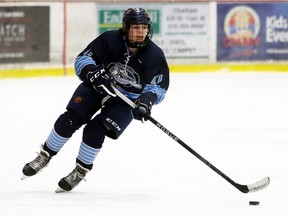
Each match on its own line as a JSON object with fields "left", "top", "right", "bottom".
{"left": 88, "top": 69, "right": 105, "bottom": 82}
{"left": 106, "top": 118, "right": 121, "bottom": 131}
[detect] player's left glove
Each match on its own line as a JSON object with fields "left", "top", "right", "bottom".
{"left": 132, "top": 93, "right": 156, "bottom": 122}
{"left": 86, "top": 65, "right": 116, "bottom": 97}
{"left": 132, "top": 100, "right": 152, "bottom": 122}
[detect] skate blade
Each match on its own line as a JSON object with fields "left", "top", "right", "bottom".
{"left": 21, "top": 174, "right": 29, "bottom": 180}
{"left": 55, "top": 186, "right": 69, "bottom": 193}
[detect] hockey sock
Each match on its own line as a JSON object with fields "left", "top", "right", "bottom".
{"left": 44, "top": 110, "right": 84, "bottom": 155}
{"left": 76, "top": 141, "right": 101, "bottom": 170}
{"left": 45, "top": 127, "right": 70, "bottom": 154}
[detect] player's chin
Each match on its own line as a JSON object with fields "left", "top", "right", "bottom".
{"left": 136, "top": 37, "right": 145, "bottom": 42}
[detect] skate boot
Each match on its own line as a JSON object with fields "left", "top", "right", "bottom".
{"left": 21, "top": 144, "right": 52, "bottom": 180}
{"left": 56, "top": 163, "right": 89, "bottom": 193}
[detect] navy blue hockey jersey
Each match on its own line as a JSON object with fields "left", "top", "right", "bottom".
{"left": 74, "top": 30, "right": 169, "bottom": 105}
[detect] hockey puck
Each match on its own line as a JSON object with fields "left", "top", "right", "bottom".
{"left": 249, "top": 201, "right": 260, "bottom": 206}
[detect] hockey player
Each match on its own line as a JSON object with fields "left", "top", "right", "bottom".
{"left": 21, "top": 8, "right": 169, "bottom": 192}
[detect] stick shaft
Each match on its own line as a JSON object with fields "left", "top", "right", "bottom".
{"left": 146, "top": 115, "right": 244, "bottom": 190}
{"left": 111, "top": 85, "right": 268, "bottom": 193}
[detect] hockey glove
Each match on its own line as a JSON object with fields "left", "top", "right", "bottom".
{"left": 132, "top": 100, "right": 152, "bottom": 122}
{"left": 132, "top": 95, "right": 153, "bottom": 122}
{"left": 86, "top": 65, "right": 116, "bottom": 97}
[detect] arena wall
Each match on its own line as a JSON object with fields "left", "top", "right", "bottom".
{"left": 0, "top": 0, "right": 287, "bottom": 78}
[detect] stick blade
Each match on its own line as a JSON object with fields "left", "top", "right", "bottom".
{"left": 237, "top": 177, "right": 270, "bottom": 193}
{"left": 247, "top": 176, "right": 270, "bottom": 193}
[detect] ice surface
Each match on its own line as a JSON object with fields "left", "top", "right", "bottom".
{"left": 1, "top": 72, "right": 287, "bottom": 216}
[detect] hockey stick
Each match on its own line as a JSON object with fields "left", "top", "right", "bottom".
{"left": 111, "top": 85, "right": 270, "bottom": 193}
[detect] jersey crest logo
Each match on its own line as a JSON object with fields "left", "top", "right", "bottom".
{"left": 108, "top": 62, "right": 142, "bottom": 89}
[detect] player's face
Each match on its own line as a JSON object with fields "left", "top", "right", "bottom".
{"left": 127, "top": 24, "right": 148, "bottom": 44}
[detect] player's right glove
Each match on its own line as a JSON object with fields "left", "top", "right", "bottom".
{"left": 86, "top": 65, "right": 116, "bottom": 97}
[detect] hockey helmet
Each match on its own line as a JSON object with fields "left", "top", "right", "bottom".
{"left": 122, "top": 8, "right": 153, "bottom": 48}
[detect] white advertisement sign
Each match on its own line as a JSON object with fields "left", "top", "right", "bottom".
{"left": 154, "top": 4, "right": 210, "bottom": 58}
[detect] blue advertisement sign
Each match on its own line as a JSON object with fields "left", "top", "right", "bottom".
{"left": 217, "top": 3, "right": 288, "bottom": 61}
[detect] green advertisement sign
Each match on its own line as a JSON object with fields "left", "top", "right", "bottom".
{"left": 98, "top": 9, "right": 160, "bottom": 34}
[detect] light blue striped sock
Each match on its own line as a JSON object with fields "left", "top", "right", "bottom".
{"left": 77, "top": 141, "right": 101, "bottom": 165}
{"left": 45, "top": 128, "right": 70, "bottom": 152}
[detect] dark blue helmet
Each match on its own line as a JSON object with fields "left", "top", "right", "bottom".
{"left": 122, "top": 8, "right": 153, "bottom": 48}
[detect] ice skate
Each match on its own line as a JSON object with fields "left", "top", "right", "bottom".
{"left": 21, "top": 144, "right": 52, "bottom": 180}
{"left": 55, "top": 163, "right": 89, "bottom": 193}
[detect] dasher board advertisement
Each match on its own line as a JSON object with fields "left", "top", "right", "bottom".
{"left": 217, "top": 3, "right": 288, "bottom": 61}
{"left": 97, "top": 4, "right": 210, "bottom": 58}
{"left": 0, "top": 6, "right": 50, "bottom": 63}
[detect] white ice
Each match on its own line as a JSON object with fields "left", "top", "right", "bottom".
{"left": 1, "top": 72, "right": 287, "bottom": 216}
